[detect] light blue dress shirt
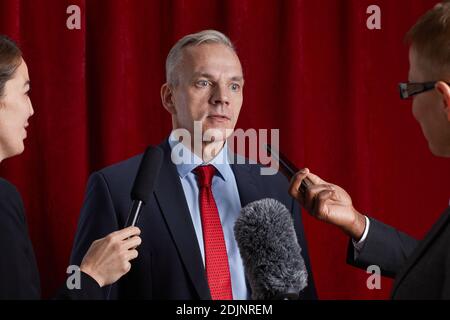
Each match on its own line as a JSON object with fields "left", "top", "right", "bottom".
{"left": 168, "top": 132, "right": 249, "bottom": 300}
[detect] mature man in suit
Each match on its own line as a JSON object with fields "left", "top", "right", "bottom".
{"left": 71, "top": 30, "right": 317, "bottom": 300}
{"left": 289, "top": 1, "right": 450, "bottom": 299}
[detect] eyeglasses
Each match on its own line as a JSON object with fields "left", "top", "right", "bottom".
{"left": 399, "top": 81, "right": 450, "bottom": 99}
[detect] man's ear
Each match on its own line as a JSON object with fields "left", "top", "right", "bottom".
{"left": 436, "top": 81, "right": 450, "bottom": 122}
{"left": 161, "top": 83, "right": 177, "bottom": 115}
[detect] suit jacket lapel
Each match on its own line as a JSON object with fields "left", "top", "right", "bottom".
{"left": 392, "top": 207, "right": 450, "bottom": 297}
{"left": 230, "top": 158, "right": 261, "bottom": 208}
{"left": 230, "top": 160, "right": 260, "bottom": 298}
{"left": 153, "top": 141, "right": 211, "bottom": 299}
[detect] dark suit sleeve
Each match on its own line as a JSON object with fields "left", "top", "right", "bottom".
{"left": 54, "top": 272, "right": 104, "bottom": 300}
{"left": 346, "top": 217, "right": 419, "bottom": 278}
{"left": 439, "top": 221, "right": 450, "bottom": 299}
{"left": 0, "top": 179, "right": 40, "bottom": 299}
{"left": 70, "top": 172, "right": 120, "bottom": 299}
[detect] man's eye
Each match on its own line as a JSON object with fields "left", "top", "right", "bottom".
{"left": 196, "top": 80, "right": 210, "bottom": 87}
{"left": 230, "top": 83, "right": 240, "bottom": 92}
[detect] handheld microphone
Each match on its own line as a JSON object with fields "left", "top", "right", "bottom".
{"left": 125, "top": 146, "right": 163, "bottom": 227}
{"left": 234, "top": 198, "right": 308, "bottom": 300}
{"left": 264, "top": 144, "right": 313, "bottom": 196}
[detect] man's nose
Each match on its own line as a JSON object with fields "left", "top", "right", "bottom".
{"left": 210, "top": 84, "right": 230, "bottom": 106}
{"left": 29, "top": 101, "right": 34, "bottom": 117}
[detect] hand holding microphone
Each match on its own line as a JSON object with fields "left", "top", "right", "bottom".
{"left": 80, "top": 146, "right": 163, "bottom": 288}
{"left": 289, "top": 168, "right": 366, "bottom": 241}
{"left": 266, "top": 144, "right": 366, "bottom": 241}
{"left": 80, "top": 226, "right": 142, "bottom": 287}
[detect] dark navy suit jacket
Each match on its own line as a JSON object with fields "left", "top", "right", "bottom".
{"left": 347, "top": 208, "right": 450, "bottom": 299}
{"left": 0, "top": 178, "right": 106, "bottom": 300}
{"left": 70, "top": 140, "right": 317, "bottom": 300}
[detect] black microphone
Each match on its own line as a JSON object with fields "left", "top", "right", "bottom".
{"left": 125, "top": 146, "right": 163, "bottom": 227}
{"left": 234, "top": 198, "right": 308, "bottom": 300}
{"left": 264, "top": 144, "right": 312, "bottom": 196}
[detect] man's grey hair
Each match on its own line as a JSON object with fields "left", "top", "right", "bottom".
{"left": 165, "top": 29, "right": 235, "bottom": 86}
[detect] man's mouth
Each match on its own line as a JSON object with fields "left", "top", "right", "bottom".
{"left": 207, "top": 114, "right": 230, "bottom": 122}
{"left": 23, "top": 123, "right": 29, "bottom": 138}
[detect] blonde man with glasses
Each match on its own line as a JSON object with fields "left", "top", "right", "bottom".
{"left": 289, "top": 1, "right": 450, "bottom": 299}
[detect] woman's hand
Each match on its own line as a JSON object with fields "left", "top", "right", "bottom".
{"left": 80, "top": 226, "right": 142, "bottom": 287}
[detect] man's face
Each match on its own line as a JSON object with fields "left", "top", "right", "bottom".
{"left": 167, "top": 43, "right": 244, "bottom": 143}
{"left": 0, "top": 58, "right": 34, "bottom": 159}
{"left": 408, "top": 48, "right": 450, "bottom": 156}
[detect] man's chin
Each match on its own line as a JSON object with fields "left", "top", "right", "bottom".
{"left": 428, "top": 141, "right": 450, "bottom": 158}
{"left": 3, "top": 143, "right": 25, "bottom": 161}
{"left": 203, "top": 126, "right": 234, "bottom": 143}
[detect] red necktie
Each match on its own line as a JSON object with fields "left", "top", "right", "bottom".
{"left": 193, "top": 165, "right": 233, "bottom": 300}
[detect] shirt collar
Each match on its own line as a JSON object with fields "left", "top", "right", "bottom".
{"left": 168, "top": 131, "right": 233, "bottom": 181}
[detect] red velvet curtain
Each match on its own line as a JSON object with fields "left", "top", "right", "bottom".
{"left": 0, "top": 0, "right": 449, "bottom": 299}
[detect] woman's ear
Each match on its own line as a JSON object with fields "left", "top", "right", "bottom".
{"left": 435, "top": 81, "right": 450, "bottom": 122}
{"left": 160, "top": 83, "right": 177, "bottom": 115}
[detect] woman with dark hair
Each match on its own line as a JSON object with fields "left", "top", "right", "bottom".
{"left": 0, "top": 35, "right": 141, "bottom": 299}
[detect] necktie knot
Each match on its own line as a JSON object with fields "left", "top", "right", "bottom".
{"left": 193, "top": 165, "right": 216, "bottom": 188}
